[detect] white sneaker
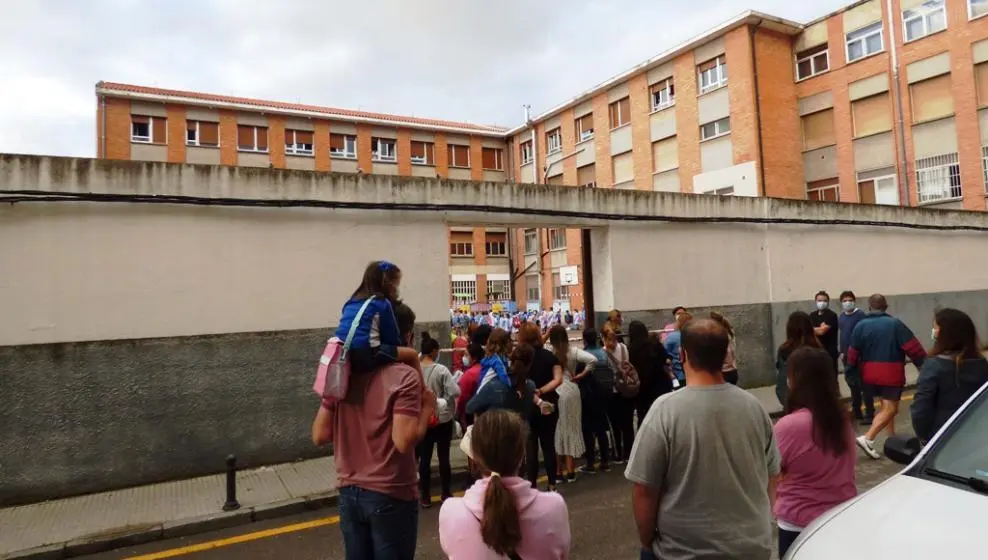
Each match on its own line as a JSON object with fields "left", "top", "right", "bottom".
{"left": 856, "top": 435, "right": 880, "bottom": 460}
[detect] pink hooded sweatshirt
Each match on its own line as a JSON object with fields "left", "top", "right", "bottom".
{"left": 439, "top": 475, "right": 571, "bottom": 559}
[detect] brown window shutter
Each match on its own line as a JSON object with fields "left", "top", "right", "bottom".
{"left": 852, "top": 94, "right": 892, "bottom": 137}
{"left": 411, "top": 141, "right": 425, "bottom": 158}
{"left": 200, "top": 122, "right": 219, "bottom": 146}
{"left": 296, "top": 130, "right": 313, "bottom": 144}
{"left": 256, "top": 127, "right": 269, "bottom": 150}
{"left": 577, "top": 164, "right": 595, "bottom": 185}
{"left": 698, "top": 57, "right": 718, "bottom": 72}
{"left": 977, "top": 64, "right": 988, "bottom": 107}
{"left": 801, "top": 109, "right": 836, "bottom": 150}
{"left": 187, "top": 120, "right": 197, "bottom": 132}
{"left": 482, "top": 147, "right": 496, "bottom": 169}
{"left": 910, "top": 74, "right": 954, "bottom": 123}
{"left": 152, "top": 117, "right": 167, "bottom": 143}
{"left": 858, "top": 180, "right": 876, "bottom": 204}
{"left": 609, "top": 103, "right": 618, "bottom": 128}
{"left": 619, "top": 98, "right": 630, "bottom": 125}
{"left": 132, "top": 115, "right": 150, "bottom": 124}
{"left": 330, "top": 134, "right": 344, "bottom": 150}
{"left": 447, "top": 144, "right": 455, "bottom": 165}
{"left": 238, "top": 125, "right": 254, "bottom": 149}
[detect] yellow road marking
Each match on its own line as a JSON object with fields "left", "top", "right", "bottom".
{"left": 129, "top": 476, "right": 549, "bottom": 559}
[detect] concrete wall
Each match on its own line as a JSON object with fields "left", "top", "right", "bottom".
{"left": 4, "top": 154, "right": 988, "bottom": 504}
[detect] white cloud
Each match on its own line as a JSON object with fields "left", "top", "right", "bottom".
{"left": 0, "top": 0, "right": 849, "bottom": 158}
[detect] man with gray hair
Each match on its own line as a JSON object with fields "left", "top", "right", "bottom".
{"left": 625, "top": 318, "right": 780, "bottom": 560}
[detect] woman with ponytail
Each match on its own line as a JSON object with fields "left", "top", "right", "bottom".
{"left": 440, "top": 409, "right": 571, "bottom": 559}
{"left": 417, "top": 332, "right": 460, "bottom": 506}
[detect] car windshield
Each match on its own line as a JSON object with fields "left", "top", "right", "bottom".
{"left": 926, "top": 386, "right": 988, "bottom": 483}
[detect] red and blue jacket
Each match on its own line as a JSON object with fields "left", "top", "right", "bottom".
{"left": 846, "top": 311, "right": 926, "bottom": 387}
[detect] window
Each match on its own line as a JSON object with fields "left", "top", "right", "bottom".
{"left": 525, "top": 275, "right": 540, "bottom": 303}
{"left": 652, "top": 137, "right": 678, "bottom": 172}
{"left": 651, "top": 78, "right": 675, "bottom": 111}
{"left": 548, "top": 228, "right": 566, "bottom": 250}
{"left": 612, "top": 151, "right": 634, "bottom": 185}
{"left": 450, "top": 242, "right": 474, "bottom": 256}
{"left": 910, "top": 74, "right": 954, "bottom": 122}
{"left": 410, "top": 141, "right": 435, "bottom": 165}
{"left": 185, "top": 121, "right": 219, "bottom": 147}
{"left": 520, "top": 140, "right": 534, "bottom": 164}
{"left": 237, "top": 125, "right": 268, "bottom": 152}
{"left": 801, "top": 109, "right": 836, "bottom": 150}
{"left": 330, "top": 134, "right": 356, "bottom": 159}
{"left": 524, "top": 229, "right": 538, "bottom": 254}
{"left": 485, "top": 240, "right": 506, "bottom": 256}
{"left": 698, "top": 55, "right": 728, "bottom": 94}
{"left": 451, "top": 280, "right": 477, "bottom": 304}
{"left": 972, "top": 0, "right": 988, "bottom": 19}
{"left": 487, "top": 279, "right": 511, "bottom": 301}
{"left": 806, "top": 179, "right": 840, "bottom": 201}
{"left": 904, "top": 0, "right": 946, "bottom": 42}
{"left": 982, "top": 146, "right": 988, "bottom": 192}
{"left": 846, "top": 22, "right": 883, "bottom": 62}
{"left": 851, "top": 94, "right": 892, "bottom": 137}
{"left": 546, "top": 128, "right": 562, "bottom": 154}
{"left": 131, "top": 115, "right": 166, "bottom": 144}
{"left": 977, "top": 64, "right": 988, "bottom": 107}
{"left": 608, "top": 97, "right": 630, "bottom": 129}
{"left": 577, "top": 164, "right": 596, "bottom": 188}
{"left": 700, "top": 117, "right": 731, "bottom": 141}
{"left": 482, "top": 147, "right": 504, "bottom": 170}
{"left": 448, "top": 144, "right": 470, "bottom": 168}
{"left": 858, "top": 173, "right": 899, "bottom": 205}
{"left": 370, "top": 137, "right": 396, "bottom": 162}
{"left": 576, "top": 114, "right": 594, "bottom": 142}
{"left": 795, "top": 44, "right": 830, "bottom": 81}
{"left": 707, "top": 186, "right": 735, "bottom": 196}
{"left": 552, "top": 273, "right": 569, "bottom": 302}
{"left": 285, "top": 129, "right": 314, "bottom": 156}
{"left": 916, "top": 152, "right": 962, "bottom": 202}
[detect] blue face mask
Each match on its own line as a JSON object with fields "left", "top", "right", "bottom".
{"left": 816, "top": 300, "right": 828, "bottom": 310}
{"left": 841, "top": 301, "right": 855, "bottom": 312}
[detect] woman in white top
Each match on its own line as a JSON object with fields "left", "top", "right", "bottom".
{"left": 711, "top": 311, "right": 739, "bottom": 386}
{"left": 545, "top": 325, "right": 596, "bottom": 483}
{"left": 417, "top": 333, "right": 461, "bottom": 505}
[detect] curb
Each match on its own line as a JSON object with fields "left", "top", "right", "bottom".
{"left": 1, "top": 469, "right": 473, "bottom": 560}
{"left": 766, "top": 382, "right": 917, "bottom": 420}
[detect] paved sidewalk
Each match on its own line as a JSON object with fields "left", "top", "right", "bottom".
{"left": 0, "top": 368, "right": 919, "bottom": 560}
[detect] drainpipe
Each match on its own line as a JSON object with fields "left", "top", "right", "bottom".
{"left": 749, "top": 20, "right": 767, "bottom": 197}
{"left": 524, "top": 104, "right": 544, "bottom": 309}
{"left": 886, "top": 0, "right": 911, "bottom": 206}
{"left": 100, "top": 94, "right": 107, "bottom": 159}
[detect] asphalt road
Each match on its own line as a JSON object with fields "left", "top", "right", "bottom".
{"left": 89, "top": 395, "right": 913, "bottom": 560}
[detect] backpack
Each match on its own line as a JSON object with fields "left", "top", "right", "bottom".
{"left": 313, "top": 296, "right": 376, "bottom": 404}
{"left": 590, "top": 356, "right": 618, "bottom": 394}
{"left": 607, "top": 344, "right": 641, "bottom": 399}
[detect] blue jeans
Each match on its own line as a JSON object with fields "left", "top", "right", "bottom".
{"left": 338, "top": 486, "right": 419, "bottom": 560}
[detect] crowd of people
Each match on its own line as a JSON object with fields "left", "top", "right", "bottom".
{"left": 313, "top": 261, "right": 988, "bottom": 559}
{"left": 450, "top": 307, "right": 585, "bottom": 335}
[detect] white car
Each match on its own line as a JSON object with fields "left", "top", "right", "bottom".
{"left": 786, "top": 381, "right": 988, "bottom": 559}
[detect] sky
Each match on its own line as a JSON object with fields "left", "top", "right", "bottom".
{"left": 0, "top": 0, "right": 850, "bottom": 158}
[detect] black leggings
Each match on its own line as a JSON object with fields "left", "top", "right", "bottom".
{"left": 416, "top": 420, "right": 454, "bottom": 500}
{"left": 527, "top": 411, "right": 558, "bottom": 488}
{"left": 582, "top": 397, "right": 610, "bottom": 467}
{"left": 607, "top": 394, "right": 635, "bottom": 461}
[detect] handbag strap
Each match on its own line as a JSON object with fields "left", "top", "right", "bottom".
{"left": 340, "top": 296, "right": 376, "bottom": 362}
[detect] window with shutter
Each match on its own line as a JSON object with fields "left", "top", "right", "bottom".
{"left": 652, "top": 137, "right": 678, "bottom": 172}
{"left": 612, "top": 151, "right": 634, "bottom": 185}
{"left": 576, "top": 114, "right": 594, "bottom": 142}
{"left": 577, "top": 164, "right": 596, "bottom": 187}
{"left": 851, "top": 94, "right": 892, "bottom": 137}
{"left": 200, "top": 122, "right": 219, "bottom": 146}
{"left": 801, "top": 109, "right": 836, "bottom": 150}
{"left": 237, "top": 125, "right": 255, "bottom": 150}
{"left": 609, "top": 97, "right": 630, "bottom": 129}
{"left": 482, "top": 147, "right": 503, "bottom": 170}
{"left": 151, "top": 117, "right": 167, "bottom": 144}
{"left": 910, "top": 74, "right": 954, "bottom": 122}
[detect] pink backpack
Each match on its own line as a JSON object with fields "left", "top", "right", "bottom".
{"left": 313, "top": 296, "right": 376, "bottom": 403}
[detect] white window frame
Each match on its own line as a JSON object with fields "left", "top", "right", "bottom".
{"left": 548, "top": 228, "right": 567, "bottom": 251}
{"left": 371, "top": 137, "right": 397, "bottom": 162}
{"left": 982, "top": 146, "right": 988, "bottom": 192}
{"left": 451, "top": 280, "right": 477, "bottom": 304}
{"left": 651, "top": 78, "right": 675, "bottom": 111}
{"left": 238, "top": 126, "right": 267, "bottom": 153}
{"left": 845, "top": 21, "right": 884, "bottom": 63}
{"left": 409, "top": 141, "right": 434, "bottom": 165}
{"left": 711, "top": 186, "right": 735, "bottom": 196}
{"left": 449, "top": 144, "right": 470, "bottom": 168}
{"left": 330, "top": 134, "right": 357, "bottom": 159}
{"left": 487, "top": 279, "right": 511, "bottom": 301}
{"left": 186, "top": 122, "right": 198, "bottom": 146}
{"left": 131, "top": 118, "right": 156, "bottom": 144}
{"left": 185, "top": 120, "right": 219, "bottom": 148}
{"left": 450, "top": 242, "right": 474, "bottom": 257}
{"left": 916, "top": 152, "right": 962, "bottom": 203}
{"left": 903, "top": 0, "right": 947, "bottom": 43}
{"left": 485, "top": 240, "right": 507, "bottom": 256}
{"left": 609, "top": 98, "right": 630, "bottom": 129}
{"left": 700, "top": 117, "right": 731, "bottom": 141}
{"left": 576, "top": 115, "right": 594, "bottom": 142}
{"left": 971, "top": 0, "right": 988, "bottom": 20}
{"left": 858, "top": 174, "right": 899, "bottom": 205}
{"left": 698, "top": 56, "right": 728, "bottom": 94}
{"left": 546, "top": 128, "right": 562, "bottom": 155}
{"left": 582, "top": 179, "right": 597, "bottom": 188}
{"left": 521, "top": 141, "right": 534, "bottom": 165}
{"left": 284, "top": 129, "right": 314, "bottom": 156}
{"left": 524, "top": 228, "right": 538, "bottom": 254}
{"left": 807, "top": 182, "right": 841, "bottom": 202}
{"left": 795, "top": 45, "right": 830, "bottom": 81}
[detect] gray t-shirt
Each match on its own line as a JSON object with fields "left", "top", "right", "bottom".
{"left": 624, "top": 383, "right": 780, "bottom": 560}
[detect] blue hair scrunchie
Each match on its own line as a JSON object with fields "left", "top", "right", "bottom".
{"left": 379, "top": 260, "right": 396, "bottom": 272}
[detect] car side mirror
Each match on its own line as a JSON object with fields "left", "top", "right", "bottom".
{"left": 884, "top": 435, "right": 921, "bottom": 465}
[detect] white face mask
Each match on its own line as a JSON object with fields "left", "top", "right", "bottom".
{"left": 841, "top": 301, "right": 855, "bottom": 312}
{"left": 462, "top": 356, "right": 471, "bottom": 367}
{"left": 816, "top": 300, "right": 828, "bottom": 310}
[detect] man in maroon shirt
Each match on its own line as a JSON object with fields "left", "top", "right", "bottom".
{"left": 312, "top": 301, "right": 436, "bottom": 560}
